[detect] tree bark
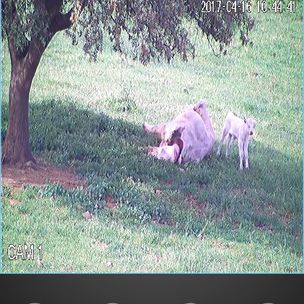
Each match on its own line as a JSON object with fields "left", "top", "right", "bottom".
{"left": 2, "top": 40, "right": 44, "bottom": 167}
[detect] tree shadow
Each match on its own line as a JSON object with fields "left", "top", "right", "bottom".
{"left": 1, "top": 98, "right": 302, "bottom": 262}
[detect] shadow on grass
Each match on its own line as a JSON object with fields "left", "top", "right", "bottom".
{"left": 2, "top": 98, "right": 302, "bottom": 257}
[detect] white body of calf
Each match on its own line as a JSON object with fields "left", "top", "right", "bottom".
{"left": 217, "top": 112, "right": 256, "bottom": 170}
{"left": 147, "top": 142, "right": 181, "bottom": 163}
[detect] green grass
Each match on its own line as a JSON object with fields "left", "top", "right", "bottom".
{"left": 1, "top": 9, "right": 302, "bottom": 273}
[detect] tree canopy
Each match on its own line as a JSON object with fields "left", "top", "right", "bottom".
{"left": 2, "top": 0, "right": 254, "bottom": 63}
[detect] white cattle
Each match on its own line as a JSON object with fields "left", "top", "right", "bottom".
{"left": 217, "top": 112, "right": 256, "bottom": 169}
{"left": 144, "top": 100, "right": 215, "bottom": 164}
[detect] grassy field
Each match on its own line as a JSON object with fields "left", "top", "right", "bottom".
{"left": 1, "top": 8, "right": 302, "bottom": 273}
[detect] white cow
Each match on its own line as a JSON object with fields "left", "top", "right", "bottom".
{"left": 144, "top": 100, "right": 215, "bottom": 164}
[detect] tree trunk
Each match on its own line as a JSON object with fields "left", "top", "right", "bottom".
{"left": 2, "top": 40, "right": 44, "bottom": 167}
{"left": 2, "top": 1, "right": 87, "bottom": 167}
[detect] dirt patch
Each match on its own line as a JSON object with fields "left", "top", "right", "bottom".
{"left": 186, "top": 194, "right": 207, "bottom": 215}
{"left": 163, "top": 179, "right": 173, "bottom": 185}
{"left": 104, "top": 194, "right": 118, "bottom": 209}
{"left": 9, "top": 199, "right": 21, "bottom": 206}
{"left": 2, "top": 160, "right": 86, "bottom": 190}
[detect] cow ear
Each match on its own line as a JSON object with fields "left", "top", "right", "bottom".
{"left": 244, "top": 117, "right": 247, "bottom": 124}
{"left": 177, "top": 126, "right": 185, "bottom": 135}
{"left": 193, "top": 103, "right": 200, "bottom": 112}
{"left": 193, "top": 100, "right": 205, "bottom": 111}
{"left": 176, "top": 127, "right": 185, "bottom": 137}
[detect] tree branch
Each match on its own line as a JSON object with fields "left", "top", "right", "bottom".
{"left": 7, "top": 0, "right": 17, "bottom": 61}
{"left": 50, "top": 0, "right": 88, "bottom": 33}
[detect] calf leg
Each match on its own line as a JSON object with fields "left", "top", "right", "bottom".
{"left": 143, "top": 122, "right": 166, "bottom": 141}
{"left": 217, "top": 127, "right": 228, "bottom": 156}
{"left": 225, "top": 134, "right": 233, "bottom": 158}
{"left": 244, "top": 139, "right": 250, "bottom": 169}
{"left": 238, "top": 139, "right": 244, "bottom": 170}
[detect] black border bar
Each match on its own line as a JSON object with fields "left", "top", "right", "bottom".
{"left": 0, "top": 274, "right": 303, "bottom": 304}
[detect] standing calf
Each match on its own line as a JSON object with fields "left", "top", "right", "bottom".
{"left": 217, "top": 112, "right": 256, "bottom": 170}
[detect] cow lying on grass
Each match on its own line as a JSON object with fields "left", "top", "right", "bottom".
{"left": 145, "top": 128, "right": 184, "bottom": 163}
{"left": 144, "top": 100, "right": 215, "bottom": 164}
{"left": 217, "top": 112, "right": 256, "bottom": 170}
